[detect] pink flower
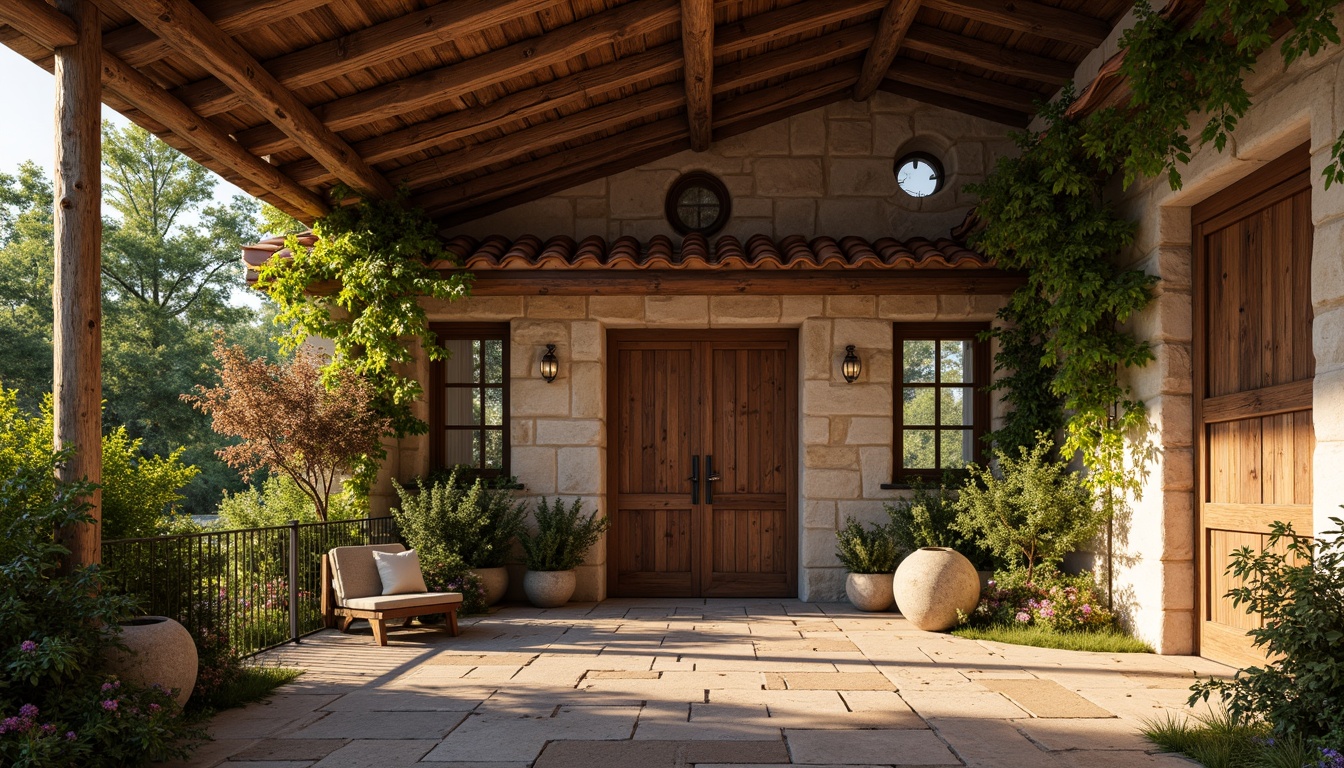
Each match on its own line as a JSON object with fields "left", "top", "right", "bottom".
{"left": 65, "top": 731, "right": 77, "bottom": 741}
{"left": 1081, "top": 605, "right": 1092, "bottom": 615}
{"left": 19, "top": 704, "right": 38, "bottom": 719}
{"left": 1014, "top": 611, "right": 1031, "bottom": 623}
{"left": 19, "top": 640, "right": 37, "bottom": 653}
{"left": 101, "top": 700, "right": 118, "bottom": 711}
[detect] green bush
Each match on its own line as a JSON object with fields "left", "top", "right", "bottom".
{"left": 951, "top": 438, "right": 1102, "bottom": 583}
{"left": 884, "top": 477, "right": 992, "bottom": 570}
{"left": 0, "top": 455, "right": 198, "bottom": 766}
{"left": 217, "top": 474, "right": 364, "bottom": 529}
{"left": 834, "top": 518, "right": 901, "bottom": 573}
{"left": 1190, "top": 516, "right": 1344, "bottom": 750}
{"left": 519, "top": 497, "right": 609, "bottom": 572}
{"left": 967, "top": 569, "right": 1116, "bottom": 633}
{"left": 391, "top": 468, "right": 526, "bottom": 568}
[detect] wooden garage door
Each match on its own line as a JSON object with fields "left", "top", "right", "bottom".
{"left": 1194, "top": 144, "right": 1315, "bottom": 668}
{"left": 607, "top": 330, "right": 798, "bottom": 598}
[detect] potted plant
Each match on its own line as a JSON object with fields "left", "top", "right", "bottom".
{"left": 519, "top": 497, "right": 609, "bottom": 608}
{"left": 835, "top": 518, "right": 902, "bottom": 611}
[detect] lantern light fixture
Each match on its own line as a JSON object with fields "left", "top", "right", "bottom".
{"left": 842, "top": 345, "right": 861, "bottom": 383}
{"left": 540, "top": 344, "right": 559, "bottom": 383}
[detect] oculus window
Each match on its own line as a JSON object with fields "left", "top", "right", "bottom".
{"left": 894, "top": 322, "right": 990, "bottom": 481}
{"left": 665, "top": 171, "right": 731, "bottom": 235}
{"left": 894, "top": 152, "right": 944, "bottom": 198}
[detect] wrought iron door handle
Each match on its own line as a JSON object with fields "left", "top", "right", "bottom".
{"left": 688, "top": 455, "right": 700, "bottom": 505}
{"left": 705, "top": 455, "right": 719, "bottom": 504}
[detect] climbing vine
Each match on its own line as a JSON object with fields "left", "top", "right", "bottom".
{"left": 975, "top": 0, "right": 1342, "bottom": 501}
{"left": 257, "top": 187, "right": 471, "bottom": 483}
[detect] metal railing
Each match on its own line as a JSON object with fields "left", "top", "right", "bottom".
{"left": 102, "top": 517, "right": 401, "bottom": 657}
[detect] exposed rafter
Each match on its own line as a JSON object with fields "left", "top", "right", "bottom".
{"left": 713, "top": 24, "right": 874, "bottom": 95}
{"left": 681, "top": 0, "right": 715, "bottom": 151}
{"left": 0, "top": 0, "right": 74, "bottom": 49}
{"left": 902, "top": 24, "right": 1074, "bottom": 85}
{"left": 109, "top": 0, "right": 395, "bottom": 199}
{"left": 853, "top": 0, "right": 921, "bottom": 101}
{"left": 921, "top": 0, "right": 1111, "bottom": 48}
{"left": 885, "top": 58, "right": 1042, "bottom": 113}
{"left": 103, "top": 0, "right": 330, "bottom": 68}
{"left": 717, "top": 0, "right": 886, "bottom": 55}
{"left": 879, "top": 80, "right": 1027, "bottom": 126}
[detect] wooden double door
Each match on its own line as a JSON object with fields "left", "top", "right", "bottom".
{"left": 607, "top": 330, "right": 798, "bottom": 598}
{"left": 1194, "top": 145, "right": 1316, "bottom": 667}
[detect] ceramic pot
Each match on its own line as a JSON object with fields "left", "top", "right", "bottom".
{"left": 845, "top": 572, "right": 895, "bottom": 612}
{"left": 523, "top": 569, "right": 576, "bottom": 608}
{"left": 103, "top": 616, "right": 198, "bottom": 705}
{"left": 893, "top": 547, "right": 980, "bottom": 631}
{"left": 471, "top": 566, "right": 509, "bottom": 606}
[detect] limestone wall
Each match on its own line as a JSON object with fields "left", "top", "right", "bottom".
{"left": 373, "top": 292, "right": 1006, "bottom": 603}
{"left": 450, "top": 91, "right": 1016, "bottom": 243}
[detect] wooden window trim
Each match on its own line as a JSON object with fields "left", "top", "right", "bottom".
{"left": 428, "top": 322, "right": 511, "bottom": 480}
{"left": 892, "top": 321, "right": 991, "bottom": 483}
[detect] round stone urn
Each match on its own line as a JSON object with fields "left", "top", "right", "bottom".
{"left": 893, "top": 548, "right": 981, "bottom": 631}
{"left": 103, "top": 616, "right": 198, "bottom": 706}
{"left": 471, "top": 566, "right": 509, "bottom": 606}
{"left": 845, "top": 572, "right": 895, "bottom": 612}
{"left": 523, "top": 569, "right": 576, "bottom": 608}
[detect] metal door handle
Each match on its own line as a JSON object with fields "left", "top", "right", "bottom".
{"left": 688, "top": 455, "right": 700, "bottom": 505}
{"left": 705, "top": 455, "right": 720, "bottom": 504}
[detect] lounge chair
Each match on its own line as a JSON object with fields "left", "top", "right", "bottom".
{"left": 320, "top": 543, "right": 462, "bottom": 646}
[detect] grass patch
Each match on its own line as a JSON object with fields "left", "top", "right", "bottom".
{"left": 951, "top": 624, "right": 1153, "bottom": 653}
{"left": 1143, "top": 709, "right": 1321, "bottom": 768}
{"left": 191, "top": 666, "right": 303, "bottom": 713}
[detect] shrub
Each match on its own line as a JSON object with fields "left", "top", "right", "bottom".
{"left": 392, "top": 467, "right": 527, "bottom": 569}
{"left": 884, "top": 477, "right": 992, "bottom": 570}
{"left": 217, "top": 474, "right": 364, "bottom": 529}
{"left": 951, "top": 438, "right": 1102, "bottom": 582}
{"left": 966, "top": 569, "right": 1115, "bottom": 633}
{"left": 519, "top": 498, "right": 609, "bottom": 572}
{"left": 835, "top": 518, "right": 901, "bottom": 573}
{"left": 0, "top": 455, "right": 198, "bottom": 766}
{"left": 1190, "top": 516, "right": 1344, "bottom": 749}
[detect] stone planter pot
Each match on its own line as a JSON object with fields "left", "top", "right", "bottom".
{"left": 103, "top": 616, "right": 198, "bottom": 706}
{"left": 471, "top": 566, "right": 509, "bottom": 606}
{"left": 893, "top": 548, "right": 981, "bottom": 632}
{"left": 523, "top": 569, "right": 576, "bottom": 608}
{"left": 845, "top": 572, "right": 895, "bottom": 612}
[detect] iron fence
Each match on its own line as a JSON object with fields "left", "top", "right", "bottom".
{"left": 102, "top": 517, "right": 401, "bottom": 657}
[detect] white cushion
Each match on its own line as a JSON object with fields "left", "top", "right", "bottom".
{"left": 330, "top": 543, "right": 405, "bottom": 603}
{"left": 342, "top": 592, "right": 463, "bottom": 611}
{"left": 372, "top": 548, "right": 429, "bottom": 595}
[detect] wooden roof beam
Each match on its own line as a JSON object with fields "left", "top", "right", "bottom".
{"left": 886, "top": 58, "right": 1042, "bottom": 113}
{"left": 879, "top": 80, "right": 1028, "bottom": 126}
{"left": 902, "top": 23, "right": 1074, "bottom": 86}
{"left": 173, "top": 0, "right": 566, "bottom": 119}
{"left": 234, "top": 0, "right": 681, "bottom": 158}
{"left": 716, "top": 0, "right": 886, "bottom": 55}
{"left": 920, "top": 0, "right": 1111, "bottom": 49}
{"left": 853, "top": 0, "right": 921, "bottom": 101}
{"left": 103, "top": 0, "right": 330, "bottom": 68}
{"left": 108, "top": 0, "right": 394, "bottom": 199}
{"left": 713, "top": 24, "right": 874, "bottom": 95}
{"left": 681, "top": 0, "right": 714, "bottom": 152}
{"left": 0, "top": 0, "right": 327, "bottom": 219}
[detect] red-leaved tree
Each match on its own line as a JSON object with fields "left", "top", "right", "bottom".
{"left": 184, "top": 339, "right": 390, "bottom": 520}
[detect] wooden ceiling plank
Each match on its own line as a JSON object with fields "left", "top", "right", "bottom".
{"left": 103, "top": 0, "right": 330, "bottom": 68}
{"left": 233, "top": 0, "right": 681, "bottom": 157}
{"left": 716, "top": 0, "right": 886, "bottom": 56}
{"left": 713, "top": 24, "right": 874, "bottom": 95}
{"left": 681, "top": 0, "right": 714, "bottom": 151}
{"left": 879, "top": 79, "right": 1028, "bottom": 126}
{"left": 108, "top": 0, "right": 395, "bottom": 198}
{"left": 886, "top": 58, "right": 1041, "bottom": 112}
{"left": 902, "top": 23, "right": 1074, "bottom": 85}
{"left": 853, "top": 0, "right": 921, "bottom": 101}
{"left": 920, "top": 0, "right": 1111, "bottom": 48}
{"left": 0, "top": 0, "right": 77, "bottom": 48}
{"left": 174, "top": 0, "right": 561, "bottom": 119}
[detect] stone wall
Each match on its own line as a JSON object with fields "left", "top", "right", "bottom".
{"left": 373, "top": 292, "right": 1006, "bottom": 603}
{"left": 450, "top": 91, "right": 1016, "bottom": 243}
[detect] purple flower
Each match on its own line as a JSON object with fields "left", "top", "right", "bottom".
{"left": 40, "top": 724, "right": 56, "bottom": 736}
{"left": 65, "top": 731, "right": 77, "bottom": 741}
{"left": 148, "top": 703, "right": 161, "bottom": 713}
{"left": 101, "top": 700, "right": 118, "bottom": 711}
{"left": 1014, "top": 611, "right": 1031, "bottom": 623}
{"left": 101, "top": 681, "right": 119, "bottom": 692}
{"left": 19, "top": 640, "right": 37, "bottom": 653}
{"left": 1081, "top": 605, "right": 1092, "bottom": 615}
{"left": 986, "top": 579, "right": 996, "bottom": 588}
{"left": 19, "top": 704, "right": 38, "bottom": 719}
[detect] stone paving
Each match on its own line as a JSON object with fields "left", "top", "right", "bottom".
{"left": 178, "top": 599, "right": 1229, "bottom": 768}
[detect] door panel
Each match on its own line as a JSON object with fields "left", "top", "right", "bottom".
{"left": 609, "top": 331, "right": 797, "bottom": 598}
{"left": 1194, "top": 146, "right": 1315, "bottom": 667}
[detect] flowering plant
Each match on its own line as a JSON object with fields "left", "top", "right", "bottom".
{"left": 967, "top": 569, "right": 1114, "bottom": 632}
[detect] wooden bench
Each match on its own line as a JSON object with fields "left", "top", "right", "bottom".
{"left": 320, "top": 544, "right": 462, "bottom": 646}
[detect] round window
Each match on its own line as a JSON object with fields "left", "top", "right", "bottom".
{"left": 665, "top": 172, "right": 731, "bottom": 235}
{"left": 894, "top": 152, "right": 945, "bottom": 198}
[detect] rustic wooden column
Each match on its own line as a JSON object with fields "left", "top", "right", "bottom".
{"left": 52, "top": 0, "right": 102, "bottom": 569}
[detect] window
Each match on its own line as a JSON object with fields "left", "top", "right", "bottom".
{"left": 894, "top": 151, "right": 944, "bottom": 198}
{"left": 894, "top": 323, "right": 990, "bottom": 481}
{"left": 429, "top": 323, "right": 509, "bottom": 478}
{"left": 665, "top": 171, "right": 731, "bottom": 235}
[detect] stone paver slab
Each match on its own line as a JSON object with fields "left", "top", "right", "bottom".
{"left": 785, "top": 728, "right": 961, "bottom": 765}
{"left": 777, "top": 672, "right": 895, "bottom": 691}
{"left": 534, "top": 739, "right": 789, "bottom": 768}
{"left": 427, "top": 653, "right": 537, "bottom": 666}
{"left": 231, "top": 739, "right": 347, "bottom": 761}
{"left": 1014, "top": 717, "right": 1155, "bottom": 751}
{"left": 929, "top": 717, "right": 1055, "bottom": 767}
{"left": 977, "top": 679, "right": 1114, "bottom": 718}
{"left": 587, "top": 670, "right": 660, "bottom": 679}
{"left": 322, "top": 690, "right": 486, "bottom": 711}
{"left": 900, "top": 689, "right": 1030, "bottom": 720}
{"left": 282, "top": 711, "right": 466, "bottom": 740}
{"left": 422, "top": 705, "right": 639, "bottom": 762}
{"left": 310, "top": 738, "right": 437, "bottom": 767}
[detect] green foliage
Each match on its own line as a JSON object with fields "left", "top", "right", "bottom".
{"left": 518, "top": 498, "right": 609, "bottom": 572}
{"left": 982, "top": 297, "right": 1064, "bottom": 458}
{"left": 884, "top": 478, "right": 992, "bottom": 570}
{"left": 951, "top": 438, "right": 1102, "bottom": 583}
{"left": 217, "top": 475, "right": 364, "bottom": 529}
{"left": 191, "top": 666, "right": 302, "bottom": 713}
{"left": 1143, "top": 708, "right": 1330, "bottom": 768}
{"left": 952, "top": 624, "right": 1152, "bottom": 654}
{"left": 1189, "top": 517, "right": 1344, "bottom": 748}
{"left": 258, "top": 188, "right": 472, "bottom": 461}
{"left": 967, "top": 569, "right": 1116, "bottom": 633}
{"left": 0, "top": 455, "right": 198, "bottom": 766}
{"left": 391, "top": 467, "right": 527, "bottom": 569}
{"left": 834, "top": 518, "right": 901, "bottom": 574}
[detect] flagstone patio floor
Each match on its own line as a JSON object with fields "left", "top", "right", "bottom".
{"left": 179, "top": 599, "right": 1227, "bottom": 768}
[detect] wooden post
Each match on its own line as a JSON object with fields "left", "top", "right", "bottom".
{"left": 52, "top": 0, "right": 102, "bottom": 570}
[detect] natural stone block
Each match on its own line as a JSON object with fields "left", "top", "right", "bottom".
{"left": 1160, "top": 491, "right": 1196, "bottom": 562}
{"left": 859, "top": 447, "right": 892, "bottom": 497}
{"left": 817, "top": 199, "right": 884, "bottom": 236}
{"left": 803, "top": 416, "right": 829, "bottom": 444}
{"left": 1161, "top": 561, "right": 1195, "bottom": 612}
{"left": 828, "top": 158, "right": 898, "bottom": 196}
{"left": 805, "top": 445, "right": 861, "bottom": 469}
{"left": 790, "top": 111, "right": 827, "bottom": 155}
{"left": 874, "top": 113, "right": 914, "bottom": 157}
{"left": 512, "top": 447, "right": 557, "bottom": 494}
{"left": 829, "top": 416, "right": 851, "bottom": 444}
{"left": 774, "top": 199, "right": 817, "bottom": 238}
{"left": 574, "top": 197, "right": 607, "bottom": 218}
{"left": 803, "top": 319, "right": 833, "bottom": 380}
{"left": 825, "top": 295, "right": 877, "bottom": 318}
{"left": 825, "top": 100, "right": 870, "bottom": 119}
{"left": 588, "top": 296, "right": 645, "bottom": 323}
{"left": 557, "top": 447, "right": 602, "bottom": 494}
{"left": 423, "top": 295, "right": 523, "bottom": 320}
{"left": 827, "top": 120, "right": 872, "bottom": 156}
{"left": 709, "top": 295, "right": 781, "bottom": 324}
{"left": 512, "top": 377, "right": 571, "bottom": 417}
{"left": 803, "top": 468, "right": 861, "bottom": 499}
{"left": 803, "top": 530, "right": 843, "bottom": 567}
{"left": 570, "top": 321, "right": 602, "bottom": 361}
{"left": 610, "top": 170, "right": 678, "bottom": 217}
{"left": 832, "top": 318, "right": 892, "bottom": 350}
{"left": 572, "top": 563, "right": 606, "bottom": 601}
{"left": 645, "top": 296, "right": 709, "bottom": 326}
{"left": 804, "top": 499, "right": 837, "bottom": 528}
{"left": 570, "top": 362, "right": 604, "bottom": 419}
{"left": 754, "top": 158, "right": 825, "bottom": 197}
{"left": 732, "top": 196, "right": 773, "bottom": 218}
{"left": 844, "top": 417, "right": 892, "bottom": 445}
{"left": 536, "top": 419, "right": 604, "bottom": 447}
{"left": 526, "top": 297, "right": 587, "bottom": 320}
{"left": 836, "top": 500, "right": 888, "bottom": 529}
{"left": 513, "top": 319, "right": 570, "bottom": 347}
{"left": 879, "top": 294, "right": 938, "bottom": 320}
{"left": 511, "top": 419, "right": 534, "bottom": 446}
{"left": 804, "top": 381, "right": 892, "bottom": 416}
{"left": 781, "top": 295, "right": 824, "bottom": 323}
{"left": 717, "top": 120, "right": 790, "bottom": 156}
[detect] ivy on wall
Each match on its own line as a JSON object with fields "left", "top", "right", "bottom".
{"left": 976, "top": 0, "right": 1342, "bottom": 502}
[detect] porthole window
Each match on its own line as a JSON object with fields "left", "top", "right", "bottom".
{"left": 665, "top": 171, "right": 731, "bottom": 235}
{"left": 894, "top": 152, "right": 944, "bottom": 198}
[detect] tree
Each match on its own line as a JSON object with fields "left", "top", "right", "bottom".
{"left": 0, "top": 162, "right": 55, "bottom": 410}
{"left": 184, "top": 339, "right": 390, "bottom": 520}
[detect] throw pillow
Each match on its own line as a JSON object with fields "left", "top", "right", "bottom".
{"left": 372, "top": 548, "right": 429, "bottom": 595}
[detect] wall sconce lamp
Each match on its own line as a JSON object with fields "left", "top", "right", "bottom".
{"left": 842, "top": 345, "right": 861, "bottom": 383}
{"left": 540, "top": 344, "right": 559, "bottom": 383}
